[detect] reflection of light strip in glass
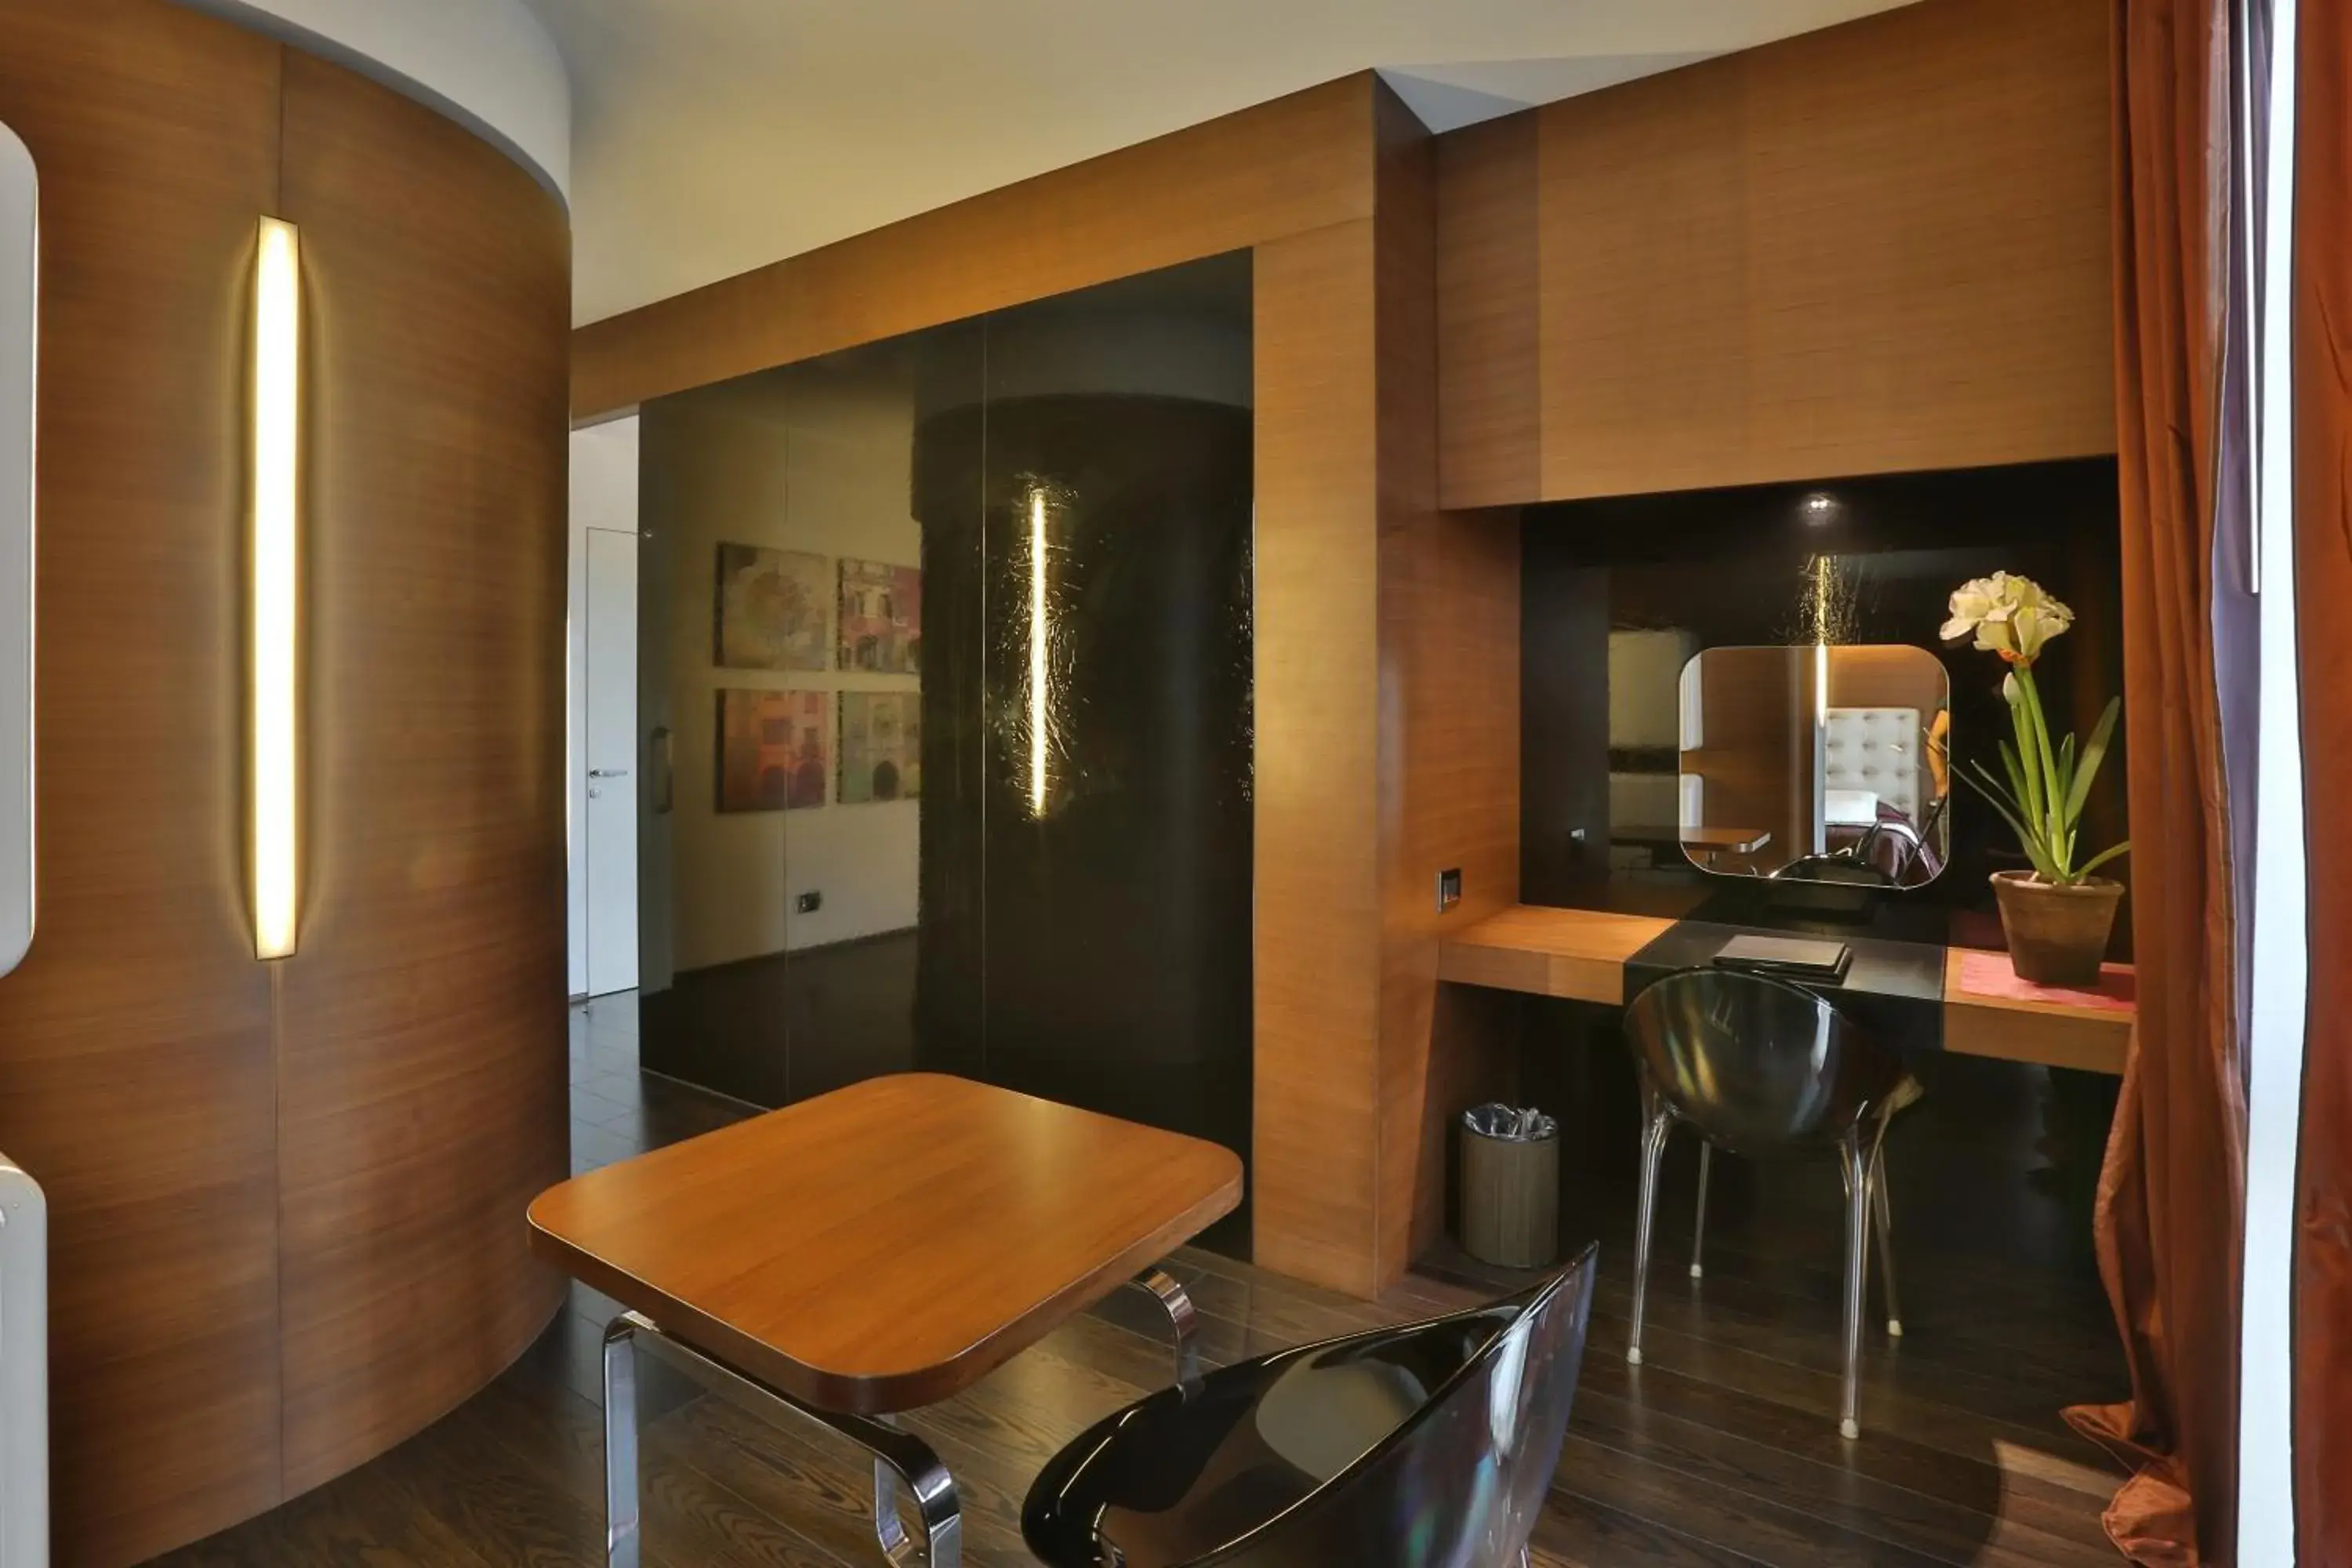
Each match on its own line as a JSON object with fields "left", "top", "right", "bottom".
{"left": 1029, "top": 488, "right": 1048, "bottom": 818}
{"left": 252, "top": 217, "right": 300, "bottom": 960}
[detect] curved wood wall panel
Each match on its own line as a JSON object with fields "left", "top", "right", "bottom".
{"left": 0, "top": 2, "right": 571, "bottom": 1562}
{"left": 273, "top": 50, "right": 572, "bottom": 1497}
{"left": 0, "top": 5, "right": 285, "bottom": 1561}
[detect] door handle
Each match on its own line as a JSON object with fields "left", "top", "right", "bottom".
{"left": 589, "top": 768, "right": 630, "bottom": 779}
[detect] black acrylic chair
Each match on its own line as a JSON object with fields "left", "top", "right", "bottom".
{"left": 1623, "top": 967, "right": 1917, "bottom": 1439}
{"left": 1022, "top": 1243, "right": 1599, "bottom": 1568}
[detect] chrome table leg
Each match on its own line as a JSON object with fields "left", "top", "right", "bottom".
{"left": 602, "top": 1316, "right": 641, "bottom": 1568}
{"left": 603, "top": 1312, "right": 961, "bottom": 1568}
{"left": 1128, "top": 1268, "right": 1202, "bottom": 1389}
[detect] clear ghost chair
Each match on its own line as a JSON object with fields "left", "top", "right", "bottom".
{"left": 1622, "top": 967, "right": 1917, "bottom": 1439}
{"left": 1022, "top": 1243, "right": 1598, "bottom": 1568}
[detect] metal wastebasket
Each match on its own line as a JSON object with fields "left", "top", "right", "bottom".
{"left": 1458, "top": 1104, "right": 1559, "bottom": 1269}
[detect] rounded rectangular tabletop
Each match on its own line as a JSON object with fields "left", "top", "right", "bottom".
{"left": 528, "top": 1073, "right": 1243, "bottom": 1414}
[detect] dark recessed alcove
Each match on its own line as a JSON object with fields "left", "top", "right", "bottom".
{"left": 1522, "top": 456, "right": 2127, "bottom": 944}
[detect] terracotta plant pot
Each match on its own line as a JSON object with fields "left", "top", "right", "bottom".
{"left": 1990, "top": 870, "right": 2125, "bottom": 987}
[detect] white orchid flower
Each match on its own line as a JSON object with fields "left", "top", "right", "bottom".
{"left": 1941, "top": 572, "right": 2074, "bottom": 666}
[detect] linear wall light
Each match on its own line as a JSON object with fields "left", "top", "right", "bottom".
{"left": 251, "top": 216, "right": 300, "bottom": 960}
{"left": 1, "top": 122, "right": 36, "bottom": 983}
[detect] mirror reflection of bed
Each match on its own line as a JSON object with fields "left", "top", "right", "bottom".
{"left": 1674, "top": 644, "right": 1952, "bottom": 890}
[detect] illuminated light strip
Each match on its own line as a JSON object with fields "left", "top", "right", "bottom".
{"left": 2, "top": 123, "right": 35, "bottom": 982}
{"left": 252, "top": 217, "right": 300, "bottom": 960}
{"left": 1029, "top": 488, "right": 1048, "bottom": 818}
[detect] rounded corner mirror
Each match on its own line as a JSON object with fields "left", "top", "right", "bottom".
{"left": 1675, "top": 644, "right": 1950, "bottom": 889}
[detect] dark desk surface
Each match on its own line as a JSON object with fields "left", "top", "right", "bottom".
{"left": 1438, "top": 904, "right": 2132, "bottom": 1075}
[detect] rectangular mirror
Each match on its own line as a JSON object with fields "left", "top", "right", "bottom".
{"left": 1676, "top": 644, "right": 1950, "bottom": 887}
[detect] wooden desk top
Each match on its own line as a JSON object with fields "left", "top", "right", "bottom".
{"left": 528, "top": 1073, "right": 1243, "bottom": 1414}
{"left": 1437, "top": 904, "right": 2132, "bottom": 1075}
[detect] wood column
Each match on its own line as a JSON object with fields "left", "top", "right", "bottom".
{"left": 0, "top": 2, "right": 572, "bottom": 1560}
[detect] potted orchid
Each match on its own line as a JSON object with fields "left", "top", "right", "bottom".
{"left": 1941, "top": 573, "right": 2129, "bottom": 985}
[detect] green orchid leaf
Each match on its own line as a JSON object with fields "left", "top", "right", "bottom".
{"left": 2065, "top": 697, "right": 2123, "bottom": 822}
{"left": 1962, "top": 759, "right": 2024, "bottom": 818}
{"left": 2077, "top": 840, "right": 2132, "bottom": 877}
{"left": 1968, "top": 764, "right": 2062, "bottom": 880}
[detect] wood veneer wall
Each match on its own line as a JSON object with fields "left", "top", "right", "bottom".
{"left": 0, "top": 2, "right": 570, "bottom": 1562}
{"left": 577, "top": 74, "right": 1515, "bottom": 1299}
{"left": 1438, "top": 0, "right": 2116, "bottom": 507}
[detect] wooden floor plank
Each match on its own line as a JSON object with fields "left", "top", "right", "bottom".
{"left": 144, "top": 995, "right": 2125, "bottom": 1567}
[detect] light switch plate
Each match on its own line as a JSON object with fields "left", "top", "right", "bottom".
{"left": 1436, "top": 868, "right": 1462, "bottom": 913}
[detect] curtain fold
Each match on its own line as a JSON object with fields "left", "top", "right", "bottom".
{"left": 2062, "top": 2, "right": 2248, "bottom": 1562}
{"left": 2294, "top": 0, "right": 2350, "bottom": 1557}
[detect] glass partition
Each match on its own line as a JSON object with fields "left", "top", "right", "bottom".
{"left": 636, "top": 252, "right": 1254, "bottom": 1231}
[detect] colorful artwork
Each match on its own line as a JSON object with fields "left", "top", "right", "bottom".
{"left": 716, "top": 688, "right": 828, "bottom": 812}
{"left": 837, "top": 558, "right": 922, "bottom": 674}
{"left": 839, "top": 692, "right": 922, "bottom": 804}
{"left": 716, "top": 544, "right": 829, "bottom": 671}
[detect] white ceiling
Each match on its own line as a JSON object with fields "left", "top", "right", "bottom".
{"left": 521, "top": 0, "right": 1920, "bottom": 325}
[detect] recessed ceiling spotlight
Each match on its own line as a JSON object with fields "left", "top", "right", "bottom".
{"left": 1802, "top": 492, "right": 1837, "bottom": 522}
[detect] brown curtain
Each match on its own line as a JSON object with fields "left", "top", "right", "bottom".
{"left": 2062, "top": 2, "right": 2249, "bottom": 1562}
{"left": 2295, "top": 1, "right": 2351, "bottom": 1558}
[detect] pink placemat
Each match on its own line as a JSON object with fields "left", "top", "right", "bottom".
{"left": 1955, "top": 948, "right": 2136, "bottom": 1011}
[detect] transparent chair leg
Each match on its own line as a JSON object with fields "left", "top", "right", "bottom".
{"left": 1837, "top": 1134, "right": 1872, "bottom": 1440}
{"left": 1128, "top": 1268, "right": 1203, "bottom": 1390}
{"left": 1690, "top": 1142, "right": 1712, "bottom": 1280}
{"left": 1870, "top": 1138, "right": 1902, "bottom": 1338}
{"left": 1628, "top": 1105, "right": 1673, "bottom": 1367}
{"left": 601, "top": 1319, "right": 642, "bottom": 1568}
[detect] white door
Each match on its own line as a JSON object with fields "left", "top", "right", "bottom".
{"left": 583, "top": 527, "right": 640, "bottom": 996}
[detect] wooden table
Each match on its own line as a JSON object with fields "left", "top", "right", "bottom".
{"left": 1436, "top": 904, "right": 2132, "bottom": 1075}
{"left": 528, "top": 1073, "right": 1243, "bottom": 1568}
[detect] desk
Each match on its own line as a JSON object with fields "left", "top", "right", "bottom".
{"left": 528, "top": 1073, "right": 1243, "bottom": 1567}
{"left": 1437, "top": 904, "right": 2132, "bottom": 1075}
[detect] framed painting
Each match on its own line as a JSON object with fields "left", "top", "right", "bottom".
{"left": 716, "top": 543, "right": 829, "bottom": 670}
{"left": 839, "top": 691, "right": 921, "bottom": 803}
{"left": 716, "top": 688, "right": 828, "bottom": 812}
{"left": 837, "top": 558, "right": 921, "bottom": 674}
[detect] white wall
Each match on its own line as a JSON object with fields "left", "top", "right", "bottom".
{"left": 568, "top": 417, "right": 639, "bottom": 996}
{"left": 656, "top": 374, "right": 922, "bottom": 975}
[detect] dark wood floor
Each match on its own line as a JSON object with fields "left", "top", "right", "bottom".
{"left": 150, "top": 994, "right": 2129, "bottom": 1566}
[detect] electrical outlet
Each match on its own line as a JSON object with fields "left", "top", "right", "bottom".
{"left": 795, "top": 890, "right": 822, "bottom": 914}
{"left": 1436, "top": 868, "right": 1462, "bottom": 913}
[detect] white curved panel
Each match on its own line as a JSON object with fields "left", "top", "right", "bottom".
{"left": 172, "top": 0, "right": 571, "bottom": 200}
{"left": 0, "top": 123, "right": 31, "bottom": 980}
